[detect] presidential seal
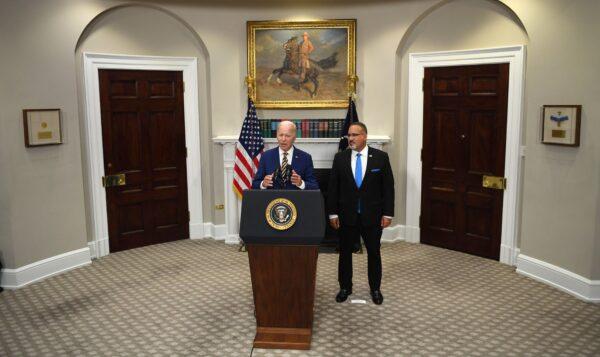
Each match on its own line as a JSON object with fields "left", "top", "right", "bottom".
{"left": 265, "top": 198, "right": 297, "bottom": 231}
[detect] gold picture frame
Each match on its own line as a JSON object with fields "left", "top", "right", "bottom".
{"left": 247, "top": 19, "right": 356, "bottom": 109}
{"left": 23, "top": 109, "right": 63, "bottom": 147}
{"left": 541, "top": 105, "right": 581, "bottom": 147}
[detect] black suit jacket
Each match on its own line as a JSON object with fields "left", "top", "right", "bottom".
{"left": 327, "top": 146, "right": 395, "bottom": 226}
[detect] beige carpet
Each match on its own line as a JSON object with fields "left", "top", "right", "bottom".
{"left": 0, "top": 239, "right": 599, "bottom": 356}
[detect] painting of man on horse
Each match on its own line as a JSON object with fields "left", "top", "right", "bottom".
{"left": 253, "top": 26, "right": 350, "bottom": 104}
{"left": 267, "top": 32, "right": 338, "bottom": 98}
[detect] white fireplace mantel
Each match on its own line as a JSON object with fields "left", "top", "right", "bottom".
{"left": 213, "top": 135, "right": 391, "bottom": 243}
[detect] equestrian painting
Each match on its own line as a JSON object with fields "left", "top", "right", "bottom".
{"left": 248, "top": 20, "right": 356, "bottom": 108}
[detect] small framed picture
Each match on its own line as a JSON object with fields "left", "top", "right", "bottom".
{"left": 23, "top": 109, "right": 62, "bottom": 147}
{"left": 541, "top": 105, "right": 581, "bottom": 146}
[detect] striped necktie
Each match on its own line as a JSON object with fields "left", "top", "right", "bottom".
{"left": 281, "top": 152, "right": 289, "bottom": 184}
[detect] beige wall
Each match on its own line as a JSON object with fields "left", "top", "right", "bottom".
{"left": 0, "top": 0, "right": 598, "bottom": 279}
{"left": 0, "top": 0, "right": 94, "bottom": 267}
{"left": 595, "top": 188, "right": 600, "bottom": 278}
{"left": 504, "top": 0, "right": 600, "bottom": 279}
{"left": 0, "top": 109, "right": 13, "bottom": 267}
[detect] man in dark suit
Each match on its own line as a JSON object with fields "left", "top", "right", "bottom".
{"left": 252, "top": 121, "right": 318, "bottom": 190}
{"left": 328, "top": 122, "right": 394, "bottom": 305}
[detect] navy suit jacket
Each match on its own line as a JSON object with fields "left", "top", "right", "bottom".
{"left": 251, "top": 146, "right": 319, "bottom": 190}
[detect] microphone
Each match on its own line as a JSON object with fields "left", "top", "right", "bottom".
{"left": 271, "top": 167, "right": 281, "bottom": 188}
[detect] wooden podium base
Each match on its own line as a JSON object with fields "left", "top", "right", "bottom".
{"left": 254, "top": 327, "right": 312, "bottom": 350}
{"left": 247, "top": 245, "right": 318, "bottom": 350}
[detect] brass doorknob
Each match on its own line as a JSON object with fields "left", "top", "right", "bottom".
{"left": 482, "top": 175, "right": 506, "bottom": 190}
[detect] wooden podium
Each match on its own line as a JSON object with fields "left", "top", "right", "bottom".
{"left": 240, "top": 190, "right": 325, "bottom": 350}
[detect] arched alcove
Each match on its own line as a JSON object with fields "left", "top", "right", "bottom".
{"left": 74, "top": 4, "right": 214, "bottom": 257}
{"left": 391, "top": 0, "right": 529, "bottom": 264}
{"left": 396, "top": 0, "right": 528, "bottom": 57}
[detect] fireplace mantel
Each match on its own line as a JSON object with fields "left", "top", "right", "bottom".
{"left": 213, "top": 135, "right": 391, "bottom": 243}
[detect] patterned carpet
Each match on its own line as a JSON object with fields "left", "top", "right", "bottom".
{"left": 0, "top": 239, "right": 599, "bottom": 356}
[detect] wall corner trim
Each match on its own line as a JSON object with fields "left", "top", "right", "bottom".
{"left": 516, "top": 253, "right": 600, "bottom": 303}
{"left": 0, "top": 248, "right": 92, "bottom": 289}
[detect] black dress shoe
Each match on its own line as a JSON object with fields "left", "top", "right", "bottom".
{"left": 371, "top": 290, "right": 384, "bottom": 305}
{"left": 335, "top": 288, "right": 352, "bottom": 303}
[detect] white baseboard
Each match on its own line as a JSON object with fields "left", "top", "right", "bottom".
{"left": 87, "top": 223, "right": 229, "bottom": 259}
{"left": 87, "top": 241, "right": 96, "bottom": 258}
{"left": 190, "top": 222, "right": 205, "bottom": 239}
{"left": 404, "top": 225, "right": 420, "bottom": 243}
{"left": 516, "top": 253, "right": 600, "bottom": 303}
{"left": 88, "top": 238, "right": 109, "bottom": 259}
{"left": 199, "top": 223, "right": 237, "bottom": 244}
{"left": 1, "top": 247, "right": 92, "bottom": 289}
{"left": 512, "top": 248, "right": 520, "bottom": 266}
{"left": 224, "top": 235, "right": 241, "bottom": 245}
{"left": 195, "top": 223, "right": 228, "bottom": 241}
{"left": 500, "top": 244, "right": 520, "bottom": 266}
{"left": 381, "top": 224, "right": 405, "bottom": 242}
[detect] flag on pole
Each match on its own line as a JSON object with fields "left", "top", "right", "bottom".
{"left": 338, "top": 96, "right": 362, "bottom": 254}
{"left": 338, "top": 96, "right": 359, "bottom": 151}
{"left": 233, "top": 98, "right": 264, "bottom": 198}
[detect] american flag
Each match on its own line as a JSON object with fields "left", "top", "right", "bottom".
{"left": 233, "top": 98, "right": 264, "bottom": 198}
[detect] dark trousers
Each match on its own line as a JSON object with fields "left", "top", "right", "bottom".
{"left": 338, "top": 217, "right": 383, "bottom": 292}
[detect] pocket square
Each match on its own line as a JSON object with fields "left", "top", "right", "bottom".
{"left": 371, "top": 168, "right": 381, "bottom": 172}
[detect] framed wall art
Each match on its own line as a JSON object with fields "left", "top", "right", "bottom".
{"left": 23, "top": 109, "right": 63, "bottom": 147}
{"left": 247, "top": 19, "right": 356, "bottom": 109}
{"left": 541, "top": 105, "right": 581, "bottom": 146}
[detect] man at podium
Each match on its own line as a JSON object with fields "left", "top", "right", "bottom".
{"left": 252, "top": 120, "right": 319, "bottom": 190}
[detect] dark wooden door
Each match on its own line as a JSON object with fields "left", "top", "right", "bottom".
{"left": 421, "top": 64, "right": 509, "bottom": 260}
{"left": 99, "top": 69, "right": 189, "bottom": 253}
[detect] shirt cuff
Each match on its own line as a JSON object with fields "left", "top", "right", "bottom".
{"left": 298, "top": 180, "right": 305, "bottom": 190}
{"left": 383, "top": 216, "right": 393, "bottom": 219}
{"left": 260, "top": 181, "right": 267, "bottom": 189}
{"left": 329, "top": 214, "right": 339, "bottom": 219}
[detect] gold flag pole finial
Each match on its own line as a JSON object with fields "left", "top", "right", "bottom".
{"left": 245, "top": 76, "right": 256, "bottom": 101}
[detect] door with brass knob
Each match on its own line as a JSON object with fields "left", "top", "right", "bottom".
{"left": 100, "top": 69, "right": 189, "bottom": 253}
{"left": 421, "top": 63, "right": 509, "bottom": 260}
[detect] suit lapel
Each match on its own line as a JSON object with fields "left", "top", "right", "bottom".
{"left": 343, "top": 150, "right": 355, "bottom": 186}
{"left": 291, "top": 146, "right": 300, "bottom": 172}
{"left": 272, "top": 147, "right": 280, "bottom": 171}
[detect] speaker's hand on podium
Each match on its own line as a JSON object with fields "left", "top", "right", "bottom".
{"left": 329, "top": 217, "right": 340, "bottom": 230}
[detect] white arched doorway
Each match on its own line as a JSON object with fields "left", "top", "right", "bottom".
{"left": 405, "top": 46, "right": 526, "bottom": 266}
{"left": 76, "top": 5, "right": 211, "bottom": 257}
{"left": 396, "top": 0, "right": 529, "bottom": 265}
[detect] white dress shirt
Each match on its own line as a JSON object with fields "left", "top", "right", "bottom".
{"left": 260, "top": 146, "right": 306, "bottom": 189}
{"left": 329, "top": 146, "right": 392, "bottom": 220}
{"left": 352, "top": 146, "right": 369, "bottom": 182}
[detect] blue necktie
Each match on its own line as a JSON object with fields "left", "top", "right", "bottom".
{"left": 355, "top": 153, "right": 363, "bottom": 187}
{"left": 355, "top": 153, "right": 362, "bottom": 213}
